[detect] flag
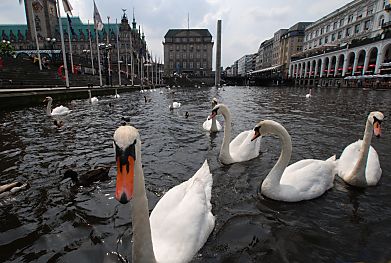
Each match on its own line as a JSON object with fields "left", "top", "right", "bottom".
{"left": 62, "top": 0, "right": 73, "bottom": 15}
{"left": 93, "top": 1, "right": 104, "bottom": 31}
{"left": 67, "top": 14, "right": 76, "bottom": 35}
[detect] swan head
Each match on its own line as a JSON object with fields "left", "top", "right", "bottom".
{"left": 208, "top": 103, "right": 226, "bottom": 120}
{"left": 63, "top": 169, "right": 79, "bottom": 183}
{"left": 212, "top": 98, "right": 218, "bottom": 107}
{"left": 368, "top": 111, "right": 384, "bottom": 137}
{"left": 43, "top": 96, "right": 53, "bottom": 103}
{"left": 251, "top": 120, "right": 280, "bottom": 141}
{"left": 113, "top": 125, "right": 140, "bottom": 204}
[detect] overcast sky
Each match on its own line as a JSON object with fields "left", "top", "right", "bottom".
{"left": 1, "top": 0, "right": 352, "bottom": 68}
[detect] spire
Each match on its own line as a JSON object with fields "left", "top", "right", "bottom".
{"left": 132, "top": 7, "right": 137, "bottom": 30}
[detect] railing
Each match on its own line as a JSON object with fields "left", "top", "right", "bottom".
{"left": 381, "top": 21, "right": 391, "bottom": 30}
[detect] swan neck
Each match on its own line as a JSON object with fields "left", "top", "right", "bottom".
{"left": 263, "top": 123, "right": 292, "bottom": 187}
{"left": 131, "top": 146, "right": 157, "bottom": 263}
{"left": 46, "top": 100, "right": 52, "bottom": 116}
{"left": 348, "top": 119, "right": 373, "bottom": 185}
{"left": 220, "top": 108, "right": 233, "bottom": 163}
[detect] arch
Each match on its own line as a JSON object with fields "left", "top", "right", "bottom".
{"left": 356, "top": 49, "right": 366, "bottom": 75}
{"left": 382, "top": 43, "right": 391, "bottom": 63}
{"left": 330, "top": 56, "right": 337, "bottom": 76}
{"left": 306, "top": 60, "right": 311, "bottom": 77}
{"left": 366, "top": 47, "right": 378, "bottom": 74}
{"left": 346, "top": 52, "right": 355, "bottom": 76}
{"left": 316, "top": 58, "right": 322, "bottom": 77}
{"left": 16, "top": 52, "right": 30, "bottom": 59}
{"left": 310, "top": 60, "right": 316, "bottom": 77}
{"left": 323, "top": 57, "right": 330, "bottom": 77}
{"left": 379, "top": 43, "right": 391, "bottom": 75}
{"left": 337, "top": 54, "right": 345, "bottom": 76}
{"left": 379, "top": 15, "right": 385, "bottom": 27}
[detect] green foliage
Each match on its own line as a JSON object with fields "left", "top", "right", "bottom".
{"left": 0, "top": 40, "right": 16, "bottom": 58}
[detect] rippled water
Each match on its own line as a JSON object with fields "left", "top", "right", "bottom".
{"left": 0, "top": 86, "right": 390, "bottom": 263}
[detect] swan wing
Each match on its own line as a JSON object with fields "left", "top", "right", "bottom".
{"left": 202, "top": 118, "right": 212, "bottom": 131}
{"left": 51, "top": 105, "right": 71, "bottom": 115}
{"left": 229, "top": 130, "right": 261, "bottom": 162}
{"left": 279, "top": 158, "right": 336, "bottom": 201}
{"left": 150, "top": 161, "right": 215, "bottom": 263}
{"left": 337, "top": 140, "right": 382, "bottom": 185}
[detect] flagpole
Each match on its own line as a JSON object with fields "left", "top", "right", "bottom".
{"left": 30, "top": 4, "right": 42, "bottom": 71}
{"left": 66, "top": 17, "right": 74, "bottom": 74}
{"left": 107, "top": 16, "right": 111, "bottom": 86}
{"left": 116, "top": 19, "right": 121, "bottom": 87}
{"left": 88, "top": 20, "right": 95, "bottom": 75}
{"left": 150, "top": 51, "right": 153, "bottom": 87}
{"left": 155, "top": 56, "right": 158, "bottom": 86}
{"left": 95, "top": 28, "right": 103, "bottom": 87}
{"left": 125, "top": 33, "right": 128, "bottom": 79}
{"left": 56, "top": 0, "right": 69, "bottom": 88}
{"left": 129, "top": 34, "right": 134, "bottom": 86}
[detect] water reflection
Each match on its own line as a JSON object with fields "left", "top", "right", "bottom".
{"left": 0, "top": 86, "right": 390, "bottom": 262}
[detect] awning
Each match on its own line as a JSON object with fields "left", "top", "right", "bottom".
{"left": 249, "top": 64, "right": 282, "bottom": 75}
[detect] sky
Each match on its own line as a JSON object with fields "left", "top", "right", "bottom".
{"left": 1, "top": 0, "right": 353, "bottom": 68}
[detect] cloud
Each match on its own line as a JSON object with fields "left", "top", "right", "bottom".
{"left": 0, "top": 0, "right": 354, "bottom": 68}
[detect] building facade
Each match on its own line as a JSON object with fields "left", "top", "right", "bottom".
{"left": 163, "top": 29, "right": 214, "bottom": 77}
{"left": 290, "top": 0, "right": 391, "bottom": 80}
{"left": 0, "top": 0, "right": 149, "bottom": 80}
{"left": 272, "top": 29, "right": 288, "bottom": 66}
{"left": 237, "top": 54, "right": 256, "bottom": 76}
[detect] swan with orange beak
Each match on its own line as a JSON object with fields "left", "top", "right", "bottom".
{"left": 337, "top": 111, "right": 384, "bottom": 187}
{"left": 113, "top": 125, "right": 215, "bottom": 262}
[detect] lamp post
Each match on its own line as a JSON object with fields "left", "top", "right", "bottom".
{"left": 46, "top": 37, "right": 56, "bottom": 61}
{"left": 99, "top": 43, "right": 112, "bottom": 86}
{"left": 82, "top": 49, "right": 91, "bottom": 67}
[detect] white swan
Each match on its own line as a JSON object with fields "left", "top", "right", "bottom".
{"left": 209, "top": 104, "right": 261, "bottom": 164}
{"left": 43, "top": 96, "right": 71, "bottom": 116}
{"left": 203, "top": 98, "right": 222, "bottom": 132}
{"left": 305, "top": 88, "right": 312, "bottom": 98}
{"left": 252, "top": 120, "right": 337, "bottom": 202}
{"left": 171, "top": 102, "right": 181, "bottom": 109}
{"left": 88, "top": 90, "right": 99, "bottom": 104}
{"left": 114, "top": 125, "right": 215, "bottom": 263}
{"left": 114, "top": 89, "right": 120, "bottom": 98}
{"left": 337, "top": 111, "right": 384, "bottom": 187}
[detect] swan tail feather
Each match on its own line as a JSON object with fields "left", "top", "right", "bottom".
{"left": 326, "top": 154, "right": 338, "bottom": 177}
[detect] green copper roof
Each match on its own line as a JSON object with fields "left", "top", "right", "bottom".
{"left": 0, "top": 24, "right": 28, "bottom": 40}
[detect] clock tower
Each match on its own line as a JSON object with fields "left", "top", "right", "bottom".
{"left": 24, "top": 0, "right": 58, "bottom": 44}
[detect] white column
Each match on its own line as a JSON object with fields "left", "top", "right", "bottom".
{"left": 352, "top": 52, "right": 359, "bottom": 75}
{"left": 334, "top": 56, "right": 340, "bottom": 77}
{"left": 320, "top": 58, "right": 325, "bottom": 78}
{"left": 309, "top": 61, "right": 313, "bottom": 78}
{"left": 363, "top": 51, "right": 370, "bottom": 75}
{"left": 327, "top": 57, "right": 332, "bottom": 77}
{"left": 342, "top": 55, "right": 348, "bottom": 76}
{"left": 304, "top": 61, "right": 308, "bottom": 78}
{"left": 375, "top": 50, "right": 383, "bottom": 74}
{"left": 314, "top": 60, "right": 318, "bottom": 78}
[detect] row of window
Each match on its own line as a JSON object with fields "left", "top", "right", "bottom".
{"left": 169, "top": 61, "right": 208, "bottom": 69}
{"left": 305, "top": 19, "right": 377, "bottom": 50}
{"left": 165, "top": 37, "right": 212, "bottom": 43}
{"left": 169, "top": 52, "right": 208, "bottom": 59}
{"left": 305, "top": 3, "right": 379, "bottom": 41}
{"left": 168, "top": 44, "right": 210, "bottom": 51}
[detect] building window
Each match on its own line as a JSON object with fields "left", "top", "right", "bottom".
{"left": 169, "top": 62, "right": 173, "bottom": 69}
{"left": 340, "top": 18, "right": 344, "bottom": 27}
{"left": 333, "top": 22, "right": 338, "bottom": 30}
{"left": 357, "top": 10, "right": 363, "bottom": 19}
{"left": 176, "top": 53, "right": 180, "bottom": 59}
{"left": 183, "top": 61, "right": 187, "bottom": 69}
{"left": 169, "top": 53, "right": 173, "bottom": 59}
{"left": 326, "top": 25, "right": 330, "bottom": 32}
{"left": 346, "top": 27, "right": 352, "bottom": 37}
{"left": 321, "top": 27, "right": 324, "bottom": 34}
{"left": 189, "top": 62, "right": 193, "bottom": 69}
{"left": 379, "top": 15, "right": 385, "bottom": 27}
{"left": 203, "top": 62, "right": 207, "bottom": 68}
{"left": 176, "top": 45, "right": 180, "bottom": 50}
{"left": 196, "top": 62, "right": 200, "bottom": 68}
{"left": 364, "top": 20, "right": 371, "bottom": 30}
{"left": 189, "top": 53, "right": 193, "bottom": 59}
{"left": 183, "top": 53, "right": 186, "bottom": 59}
{"left": 197, "top": 53, "right": 201, "bottom": 59}
{"left": 325, "top": 35, "right": 328, "bottom": 43}
{"left": 203, "top": 53, "right": 207, "bottom": 58}
{"left": 315, "top": 29, "right": 319, "bottom": 37}
{"left": 331, "top": 33, "right": 336, "bottom": 41}
{"left": 338, "top": 31, "right": 342, "bottom": 39}
{"left": 348, "top": 14, "right": 354, "bottom": 23}
{"left": 319, "top": 38, "right": 323, "bottom": 45}
{"left": 354, "top": 24, "right": 361, "bottom": 34}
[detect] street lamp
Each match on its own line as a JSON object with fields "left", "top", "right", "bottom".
{"left": 82, "top": 49, "right": 91, "bottom": 66}
{"left": 46, "top": 37, "right": 56, "bottom": 61}
{"left": 98, "top": 43, "right": 113, "bottom": 86}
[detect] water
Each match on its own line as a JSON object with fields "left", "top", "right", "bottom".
{"left": 0, "top": 86, "right": 390, "bottom": 263}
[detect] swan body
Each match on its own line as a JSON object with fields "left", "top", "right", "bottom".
{"left": 88, "top": 90, "right": 99, "bottom": 104}
{"left": 171, "top": 102, "right": 181, "bottom": 109}
{"left": 0, "top": 182, "right": 30, "bottom": 199}
{"left": 209, "top": 104, "right": 261, "bottom": 164}
{"left": 337, "top": 111, "right": 383, "bottom": 187}
{"left": 114, "top": 89, "right": 120, "bottom": 98}
{"left": 203, "top": 98, "right": 222, "bottom": 132}
{"left": 305, "top": 88, "right": 312, "bottom": 98}
{"left": 253, "top": 120, "right": 337, "bottom": 202}
{"left": 44, "top": 96, "right": 71, "bottom": 116}
{"left": 114, "top": 125, "right": 214, "bottom": 263}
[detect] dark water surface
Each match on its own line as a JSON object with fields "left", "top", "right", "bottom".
{"left": 0, "top": 86, "right": 390, "bottom": 263}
